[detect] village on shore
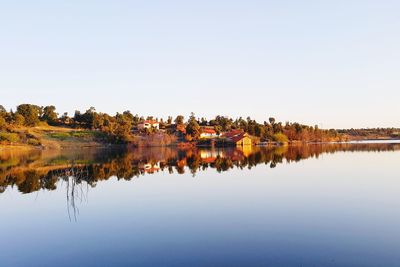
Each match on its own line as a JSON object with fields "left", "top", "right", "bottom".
{"left": 135, "top": 119, "right": 255, "bottom": 147}
{"left": 1, "top": 104, "right": 399, "bottom": 149}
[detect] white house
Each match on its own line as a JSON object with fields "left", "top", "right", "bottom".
{"left": 200, "top": 128, "right": 219, "bottom": 139}
{"left": 138, "top": 120, "right": 160, "bottom": 130}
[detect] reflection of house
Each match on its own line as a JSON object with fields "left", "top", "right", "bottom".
{"left": 200, "top": 128, "right": 219, "bottom": 139}
{"left": 200, "top": 149, "right": 225, "bottom": 159}
{"left": 200, "top": 149, "right": 225, "bottom": 164}
{"left": 201, "top": 157, "right": 217, "bottom": 164}
{"left": 139, "top": 120, "right": 160, "bottom": 130}
{"left": 142, "top": 162, "right": 161, "bottom": 173}
{"left": 237, "top": 145, "right": 253, "bottom": 157}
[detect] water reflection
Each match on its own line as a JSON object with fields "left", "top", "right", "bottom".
{"left": 1, "top": 143, "right": 399, "bottom": 195}
{"left": 1, "top": 143, "right": 400, "bottom": 266}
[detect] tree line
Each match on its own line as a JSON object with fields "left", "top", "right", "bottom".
{"left": 2, "top": 103, "right": 396, "bottom": 144}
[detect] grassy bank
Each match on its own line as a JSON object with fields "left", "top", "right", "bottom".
{"left": 0, "top": 125, "right": 111, "bottom": 150}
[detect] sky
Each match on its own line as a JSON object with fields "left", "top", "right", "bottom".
{"left": 0, "top": 0, "right": 399, "bottom": 129}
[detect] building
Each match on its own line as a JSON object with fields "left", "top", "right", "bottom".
{"left": 138, "top": 120, "right": 160, "bottom": 130}
{"left": 221, "top": 129, "right": 244, "bottom": 139}
{"left": 222, "top": 130, "right": 252, "bottom": 146}
{"left": 200, "top": 128, "right": 219, "bottom": 139}
{"left": 231, "top": 133, "right": 252, "bottom": 146}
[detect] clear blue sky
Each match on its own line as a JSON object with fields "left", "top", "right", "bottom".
{"left": 1, "top": 0, "right": 399, "bottom": 128}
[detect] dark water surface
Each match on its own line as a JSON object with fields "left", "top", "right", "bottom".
{"left": 1, "top": 143, "right": 399, "bottom": 267}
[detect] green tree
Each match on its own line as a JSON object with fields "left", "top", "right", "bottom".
{"left": 42, "top": 105, "right": 58, "bottom": 125}
{"left": 74, "top": 107, "right": 96, "bottom": 128}
{"left": 16, "top": 104, "right": 42, "bottom": 126}
{"left": 114, "top": 113, "right": 132, "bottom": 141}
{"left": 14, "top": 113, "right": 25, "bottom": 126}
{"left": 0, "top": 105, "right": 7, "bottom": 128}
{"left": 0, "top": 105, "right": 6, "bottom": 117}
{"left": 123, "top": 111, "right": 134, "bottom": 123}
{"left": 186, "top": 113, "right": 201, "bottom": 140}
{"left": 214, "top": 125, "right": 222, "bottom": 135}
{"left": 92, "top": 113, "right": 105, "bottom": 129}
{"left": 0, "top": 117, "right": 6, "bottom": 129}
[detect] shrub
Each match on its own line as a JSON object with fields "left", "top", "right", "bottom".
{"left": 70, "top": 131, "right": 93, "bottom": 138}
{"left": 0, "top": 132, "right": 20, "bottom": 143}
{"left": 27, "top": 138, "right": 41, "bottom": 146}
{"left": 0, "top": 117, "right": 6, "bottom": 129}
{"left": 273, "top": 132, "right": 289, "bottom": 143}
{"left": 49, "top": 132, "right": 70, "bottom": 140}
{"left": 14, "top": 114, "right": 25, "bottom": 126}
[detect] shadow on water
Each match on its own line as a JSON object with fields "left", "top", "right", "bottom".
{"left": 1, "top": 143, "right": 399, "bottom": 220}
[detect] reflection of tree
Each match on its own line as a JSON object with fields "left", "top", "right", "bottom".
{"left": 0, "top": 143, "right": 399, "bottom": 196}
{"left": 63, "top": 165, "right": 91, "bottom": 222}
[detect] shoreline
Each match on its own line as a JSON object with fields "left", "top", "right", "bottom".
{"left": 2, "top": 138, "right": 400, "bottom": 151}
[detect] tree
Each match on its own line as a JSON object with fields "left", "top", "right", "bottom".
{"left": 0, "top": 105, "right": 6, "bottom": 117}
{"left": 214, "top": 125, "right": 222, "bottom": 135}
{"left": 273, "top": 132, "right": 289, "bottom": 143}
{"left": 200, "top": 117, "right": 208, "bottom": 126}
{"left": 74, "top": 107, "right": 96, "bottom": 128}
{"left": 186, "top": 113, "right": 201, "bottom": 140}
{"left": 122, "top": 111, "right": 134, "bottom": 123}
{"left": 16, "top": 104, "right": 42, "bottom": 126}
{"left": 0, "top": 117, "right": 6, "bottom": 129}
{"left": 0, "top": 105, "right": 7, "bottom": 128}
{"left": 42, "top": 105, "right": 58, "bottom": 125}
{"left": 84, "top": 107, "right": 97, "bottom": 128}
{"left": 92, "top": 113, "right": 105, "bottom": 129}
{"left": 174, "top": 115, "right": 184, "bottom": 125}
{"left": 60, "top": 112, "right": 71, "bottom": 125}
{"left": 167, "top": 116, "right": 173, "bottom": 125}
{"left": 114, "top": 113, "right": 133, "bottom": 141}
{"left": 14, "top": 113, "right": 25, "bottom": 126}
{"left": 254, "top": 124, "right": 264, "bottom": 137}
{"left": 131, "top": 114, "right": 140, "bottom": 127}
{"left": 269, "top": 117, "right": 275, "bottom": 125}
{"left": 101, "top": 114, "right": 116, "bottom": 133}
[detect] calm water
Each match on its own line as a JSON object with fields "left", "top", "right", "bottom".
{"left": 1, "top": 143, "right": 399, "bottom": 267}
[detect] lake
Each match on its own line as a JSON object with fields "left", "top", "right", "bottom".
{"left": 1, "top": 143, "right": 399, "bottom": 267}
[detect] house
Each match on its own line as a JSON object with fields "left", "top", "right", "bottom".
{"left": 138, "top": 120, "right": 160, "bottom": 130}
{"left": 200, "top": 127, "right": 219, "bottom": 139}
{"left": 222, "top": 130, "right": 252, "bottom": 146}
{"left": 221, "top": 129, "right": 244, "bottom": 139}
{"left": 230, "top": 133, "right": 252, "bottom": 146}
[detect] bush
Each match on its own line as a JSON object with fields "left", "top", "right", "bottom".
{"left": 0, "top": 132, "right": 20, "bottom": 143}
{"left": 27, "top": 138, "right": 41, "bottom": 146}
{"left": 70, "top": 131, "right": 94, "bottom": 138}
{"left": 14, "top": 114, "right": 25, "bottom": 126}
{"left": 273, "top": 132, "right": 289, "bottom": 143}
{"left": 0, "top": 117, "right": 6, "bottom": 129}
{"left": 49, "top": 132, "right": 70, "bottom": 140}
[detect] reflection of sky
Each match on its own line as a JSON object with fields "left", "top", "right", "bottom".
{"left": 1, "top": 151, "right": 400, "bottom": 266}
